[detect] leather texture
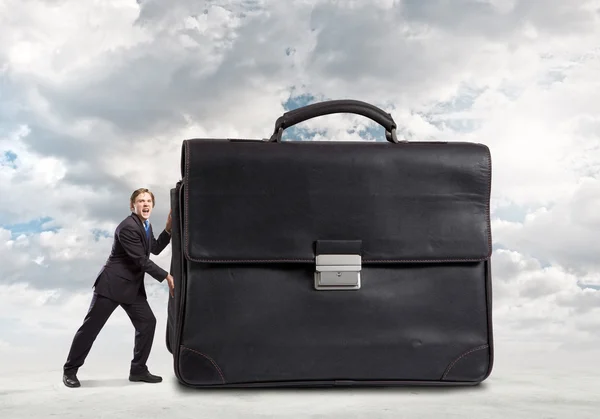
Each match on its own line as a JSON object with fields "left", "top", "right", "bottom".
{"left": 167, "top": 137, "right": 494, "bottom": 388}
{"left": 166, "top": 185, "right": 183, "bottom": 355}
{"left": 182, "top": 140, "right": 491, "bottom": 262}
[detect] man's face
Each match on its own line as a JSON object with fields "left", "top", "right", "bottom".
{"left": 132, "top": 192, "right": 153, "bottom": 221}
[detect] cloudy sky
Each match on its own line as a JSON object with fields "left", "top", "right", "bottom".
{"left": 1, "top": 0, "right": 600, "bottom": 390}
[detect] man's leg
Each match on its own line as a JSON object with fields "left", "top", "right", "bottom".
{"left": 63, "top": 293, "right": 119, "bottom": 383}
{"left": 121, "top": 297, "right": 160, "bottom": 382}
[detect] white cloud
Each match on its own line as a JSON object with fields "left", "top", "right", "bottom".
{"left": 0, "top": 220, "right": 172, "bottom": 291}
{"left": 3, "top": 0, "right": 149, "bottom": 82}
{"left": 490, "top": 248, "right": 600, "bottom": 358}
{"left": 492, "top": 176, "right": 600, "bottom": 276}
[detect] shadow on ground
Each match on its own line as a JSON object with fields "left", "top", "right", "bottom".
{"left": 170, "top": 376, "right": 491, "bottom": 395}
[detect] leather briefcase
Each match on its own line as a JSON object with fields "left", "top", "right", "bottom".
{"left": 166, "top": 99, "right": 494, "bottom": 388}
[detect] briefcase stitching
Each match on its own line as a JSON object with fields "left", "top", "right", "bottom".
{"left": 180, "top": 345, "right": 226, "bottom": 384}
{"left": 441, "top": 344, "right": 490, "bottom": 380}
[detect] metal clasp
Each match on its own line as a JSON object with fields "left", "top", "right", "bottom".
{"left": 314, "top": 254, "right": 361, "bottom": 290}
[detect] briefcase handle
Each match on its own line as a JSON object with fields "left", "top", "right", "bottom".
{"left": 269, "top": 99, "right": 399, "bottom": 143}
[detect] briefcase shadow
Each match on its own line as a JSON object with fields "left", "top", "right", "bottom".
{"left": 171, "top": 377, "right": 490, "bottom": 394}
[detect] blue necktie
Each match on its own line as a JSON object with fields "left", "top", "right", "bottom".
{"left": 144, "top": 220, "right": 150, "bottom": 240}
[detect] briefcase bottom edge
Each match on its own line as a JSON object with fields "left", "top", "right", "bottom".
{"left": 173, "top": 378, "right": 488, "bottom": 389}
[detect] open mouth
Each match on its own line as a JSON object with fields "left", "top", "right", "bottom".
{"left": 142, "top": 208, "right": 150, "bottom": 215}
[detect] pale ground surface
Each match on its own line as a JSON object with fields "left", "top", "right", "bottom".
{"left": 0, "top": 337, "right": 598, "bottom": 419}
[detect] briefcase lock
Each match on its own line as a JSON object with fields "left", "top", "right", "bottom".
{"left": 314, "top": 254, "right": 361, "bottom": 290}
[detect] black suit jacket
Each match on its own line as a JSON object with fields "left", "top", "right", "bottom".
{"left": 93, "top": 213, "right": 171, "bottom": 304}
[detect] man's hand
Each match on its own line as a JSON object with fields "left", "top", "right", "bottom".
{"left": 165, "top": 209, "right": 172, "bottom": 234}
{"left": 166, "top": 273, "right": 175, "bottom": 297}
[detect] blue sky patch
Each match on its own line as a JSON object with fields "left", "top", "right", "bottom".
{"left": 492, "top": 203, "right": 529, "bottom": 223}
{"left": 281, "top": 126, "right": 325, "bottom": 141}
{"left": 358, "top": 124, "right": 387, "bottom": 142}
{"left": 578, "top": 283, "right": 600, "bottom": 290}
{"left": 92, "top": 228, "right": 112, "bottom": 241}
{"left": 1, "top": 217, "right": 57, "bottom": 237}
{"left": 1, "top": 150, "right": 18, "bottom": 168}
{"left": 283, "top": 93, "right": 316, "bottom": 111}
{"left": 421, "top": 84, "right": 487, "bottom": 134}
{"left": 492, "top": 243, "right": 507, "bottom": 252}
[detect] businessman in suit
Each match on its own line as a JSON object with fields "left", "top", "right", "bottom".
{"left": 62, "top": 188, "right": 175, "bottom": 388}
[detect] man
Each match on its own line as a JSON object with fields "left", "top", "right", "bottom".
{"left": 62, "top": 188, "right": 175, "bottom": 388}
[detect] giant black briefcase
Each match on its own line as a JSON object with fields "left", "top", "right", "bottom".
{"left": 166, "top": 99, "right": 494, "bottom": 388}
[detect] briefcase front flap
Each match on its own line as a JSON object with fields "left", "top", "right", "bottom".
{"left": 181, "top": 139, "right": 491, "bottom": 264}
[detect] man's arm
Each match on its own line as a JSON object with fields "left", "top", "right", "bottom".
{"left": 150, "top": 209, "right": 172, "bottom": 255}
{"left": 118, "top": 224, "right": 168, "bottom": 282}
{"left": 150, "top": 229, "right": 171, "bottom": 255}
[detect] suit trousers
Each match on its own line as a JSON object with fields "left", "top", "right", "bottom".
{"left": 63, "top": 289, "right": 157, "bottom": 375}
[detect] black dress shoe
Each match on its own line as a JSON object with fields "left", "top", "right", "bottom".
{"left": 63, "top": 373, "right": 80, "bottom": 388}
{"left": 129, "top": 371, "right": 162, "bottom": 383}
